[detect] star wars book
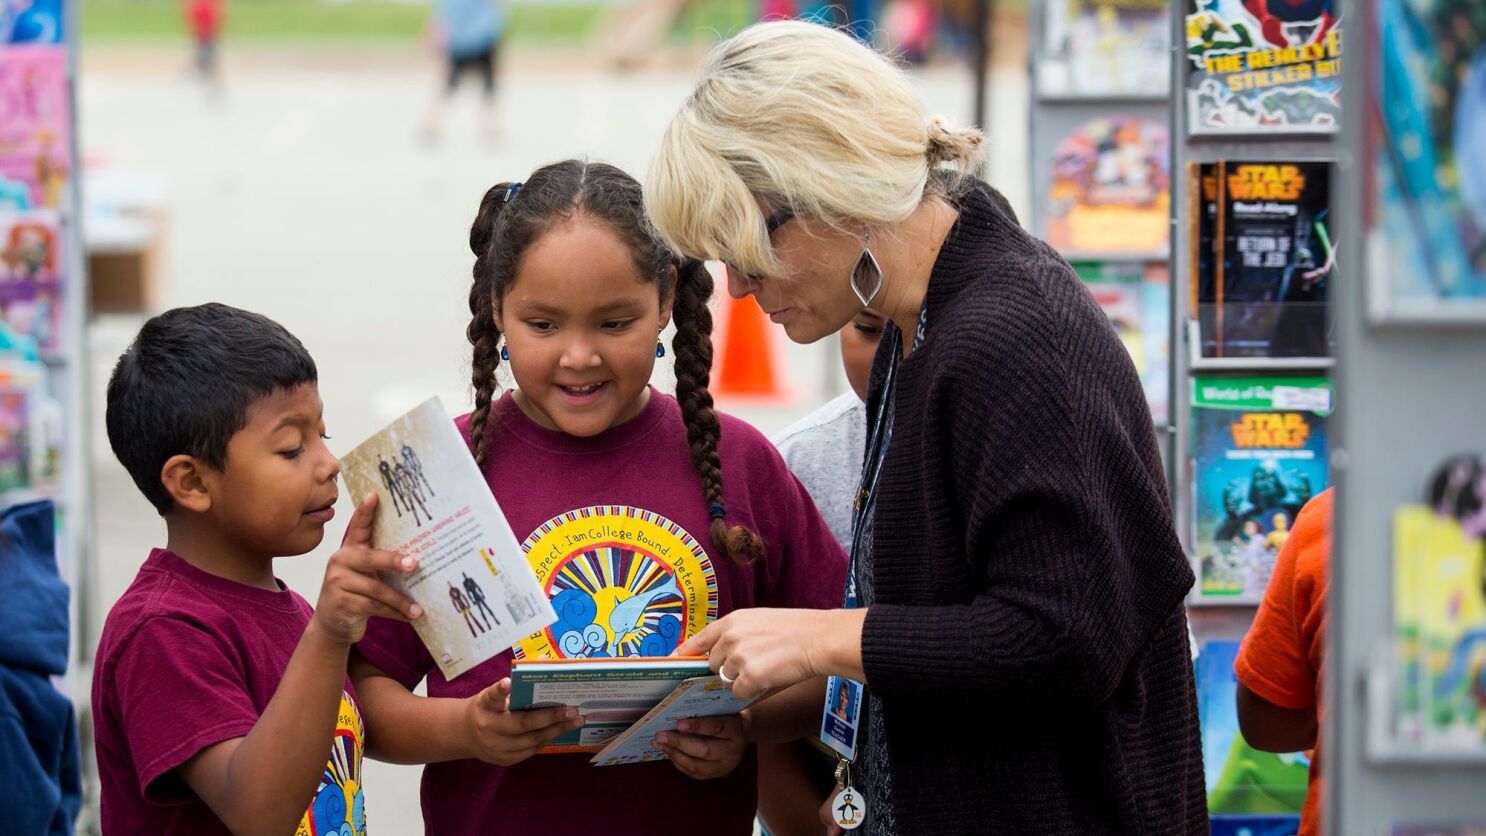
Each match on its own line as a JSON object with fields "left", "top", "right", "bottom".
{"left": 1195, "top": 161, "right": 1334, "bottom": 359}
{"left": 1190, "top": 376, "right": 1332, "bottom": 599}
{"left": 340, "top": 397, "right": 555, "bottom": 680}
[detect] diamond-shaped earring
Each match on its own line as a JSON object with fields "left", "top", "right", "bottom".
{"left": 850, "top": 233, "right": 883, "bottom": 306}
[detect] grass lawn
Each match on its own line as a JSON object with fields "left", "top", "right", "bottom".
{"left": 81, "top": 0, "right": 764, "bottom": 43}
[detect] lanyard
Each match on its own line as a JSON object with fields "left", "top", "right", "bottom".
{"left": 822, "top": 306, "right": 927, "bottom": 832}
{"left": 842, "top": 305, "right": 926, "bottom": 611}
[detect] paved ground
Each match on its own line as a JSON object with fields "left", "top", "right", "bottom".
{"left": 76, "top": 39, "right": 1027, "bottom": 833}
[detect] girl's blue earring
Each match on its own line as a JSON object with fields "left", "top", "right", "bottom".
{"left": 655, "top": 340, "right": 666, "bottom": 358}
{"left": 500, "top": 343, "right": 510, "bottom": 361}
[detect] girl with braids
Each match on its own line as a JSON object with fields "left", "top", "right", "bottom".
{"left": 351, "top": 159, "right": 846, "bottom": 836}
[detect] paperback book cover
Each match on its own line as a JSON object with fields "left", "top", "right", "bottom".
{"left": 1039, "top": 0, "right": 1170, "bottom": 98}
{"left": 0, "top": 46, "right": 70, "bottom": 210}
{"left": 340, "top": 398, "right": 556, "bottom": 681}
{"left": 1070, "top": 260, "right": 1170, "bottom": 423}
{"left": 1393, "top": 454, "right": 1486, "bottom": 749}
{"left": 508, "top": 657, "right": 713, "bottom": 754}
{"left": 0, "top": 358, "right": 52, "bottom": 495}
{"left": 591, "top": 674, "right": 762, "bottom": 766}
{"left": 1046, "top": 115, "right": 1170, "bottom": 256}
{"left": 2, "top": 0, "right": 63, "bottom": 45}
{"left": 1190, "top": 376, "right": 1331, "bottom": 598}
{"left": 1184, "top": 0, "right": 1342, "bottom": 135}
{"left": 1198, "top": 640, "right": 1308, "bottom": 818}
{"left": 0, "top": 210, "right": 63, "bottom": 352}
{"left": 1197, "top": 161, "right": 1334, "bottom": 359}
{"left": 1370, "top": 0, "right": 1486, "bottom": 314}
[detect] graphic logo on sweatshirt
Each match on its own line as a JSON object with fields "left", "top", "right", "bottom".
{"left": 513, "top": 506, "right": 716, "bottom": 660}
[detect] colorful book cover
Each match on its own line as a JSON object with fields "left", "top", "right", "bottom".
{"left": 1046, "top": 115, "right": 1170, "bottom": 256}
{"left": 0, "top": 210, "right": 62, "bottom": 352}
{"left": 1039, "top": 0, "right": 1171, "bottom": 98}
{"left": 0, "top": 358, "right": 46, "bottom": 495}
{"left": 0, "top": 46, "right": 70, "bottom": 211}
{"left": 1069, "top": 260, "right": 1170, "bottom": 423}
{"left": 1198, "top": 162, "right": 1334, "bottom": 359}
{"left": 1191, "top": 376, "right": 1331, "bottom": 598}
{"left": 591, "top": 674, "right": 762, "bottom": 766}
{"left": 1371, "top": 0, "right": 1486, "bottom": 315}
{"left": 0, "top": 377, "right": 29, "bottom": 493}
{"left": 508, "top": 657, "right": 712, "bottom": 753}
{"left": 1184, "top": 0, "right": 1342, "bottom": 135}
{"left": 1198, "top": 640, "right": 1309, "bottom": 817}
{"left": 339, "top": 398, "right": 556, "bottom": 681}
{"left": 2, "top": 0, "right": 63, "bottom": 44}
{"left": 1393, "top": 454, "right": 1486, "bottom": 749}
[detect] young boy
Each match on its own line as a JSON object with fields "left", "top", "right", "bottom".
{"left": 91, "top": 303, "right": 423, "bottom": 834}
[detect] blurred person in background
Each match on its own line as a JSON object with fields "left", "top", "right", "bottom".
{"left": 423, "top": 0, "right": 506, "bottom": 143}
{"left": 1235, "top": 488, "right": 1333, "bottom": 836}
{"left": 185, "top": 0, "right": 225, "bottom": 92}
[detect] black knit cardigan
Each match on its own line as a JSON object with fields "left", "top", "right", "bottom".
{"left": 859, "top": 178, "right": 1207, "bottom": 834}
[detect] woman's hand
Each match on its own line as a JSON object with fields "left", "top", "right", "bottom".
{"left": 653, "top": 715, "right": 748, "bottom": 780}
{"left": 677, "top": 608, "right": 867, "bottom": 700}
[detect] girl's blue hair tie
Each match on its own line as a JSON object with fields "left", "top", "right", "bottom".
{"left": 708, "top": 502, "right": 726, "bottom": 521}
{"left": 504, "top": 182, "right": 523, "bottom": 203}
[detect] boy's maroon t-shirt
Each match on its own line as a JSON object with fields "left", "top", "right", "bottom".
{"left": 91, "top": 549, "right": 366, "bottom": 835}
{"left": 357, "top": 389, "right": 848, "bottom": 836}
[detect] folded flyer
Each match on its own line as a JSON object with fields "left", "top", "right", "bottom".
{"left": 590, "top": 674, "right": 762, "bottom": 767}
{"left": 340, "top": 397, "right": 555, "bottom": 680}
{"left": 508, "top": 657, "right": 713, "bottom": 754}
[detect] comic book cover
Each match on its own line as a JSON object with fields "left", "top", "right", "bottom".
{"left": 1191, "top": 376, "right": 1331, "bottom": 599}
{"left": 1070, "top": 260, "right": 1170, "bottom": 423}
{"left": 0, "top": 210, "right": 62, "bottom": 352}
{"left": 2, "top": 0, "right": 63, "bottom": 44}
{"left": 1184, "top": 0, "right": 1342, "bottom": 135}
{"left": 1371, "top": 0, "right": 1486, "bottom": 316}
{"left": 1197, "top": 162, "right": 1334, "bottom": 359}
{"left": 1198, "top": 640, "right": 1308, "bottom": 817}
{"left": 0, "top": 46, "right": 70, "bottom": 211}
{"left": 1393, "top": 454, "right": 1486, "bottom": 749}
{"left": 1039, "top": 0, "right": 1170, "bottom": 98}
{"left": 1046, "top": 115, "right": 1170, "bottom": 255}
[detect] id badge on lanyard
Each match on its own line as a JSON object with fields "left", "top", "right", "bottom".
{"left": 819, "top": 307, "right": 923, "bottom": 831}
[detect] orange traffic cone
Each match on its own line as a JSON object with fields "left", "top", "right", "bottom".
{"left": 713, "top": 293, "right": 792, "bottom": 404}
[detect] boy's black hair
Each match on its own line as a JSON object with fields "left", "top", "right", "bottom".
{"left": 105, "top": 303, "right": 318, "bottom": 515}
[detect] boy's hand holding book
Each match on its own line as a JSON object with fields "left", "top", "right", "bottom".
{"left": 463, "top": 677, "right": 586, "bottom": 766}
{"left": 314, "top": 493, "right": 424, "bottom": 646}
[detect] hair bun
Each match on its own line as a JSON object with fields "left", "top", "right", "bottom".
{"left": 925, "top": 116, "right": 984, "bottom": 168}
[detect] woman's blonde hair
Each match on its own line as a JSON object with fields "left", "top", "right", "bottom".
{"left": 646, "top": 20, "right": 984, "bottom": 278}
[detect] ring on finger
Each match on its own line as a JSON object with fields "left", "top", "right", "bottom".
{"left": 719, "top": 668, "right": 736, "bottom": 685}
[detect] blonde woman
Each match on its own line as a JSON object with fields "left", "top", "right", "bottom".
{"left": 655, "top": 21, "right": 1205, "bottom": 835}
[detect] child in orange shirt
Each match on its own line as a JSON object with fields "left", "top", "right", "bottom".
{"left": 1234, "top": 488, "right": 1333, "bottom": 836}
